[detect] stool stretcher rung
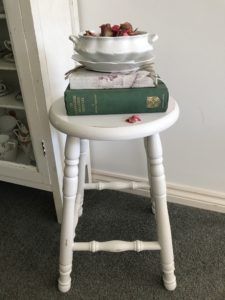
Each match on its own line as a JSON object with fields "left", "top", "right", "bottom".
{"left": 73, "top": 240, "right": 161, "bottom": 252}
{"left": 84, "top": 181, "right": 150, "bottom": 191}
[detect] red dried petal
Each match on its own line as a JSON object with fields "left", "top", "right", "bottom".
{"left": 132, "top": 114, "right": 141, "bottom": 121}
{"left": 111, "top": 25, "right": 120, "bottom": 32}
{"left": 126, "top": 115, "right": 141, "bottom": 123}
{"left": 120, "top": 22, "right": 133, "bottom": 33}
{"left": 99, "top": 23, "right": 113, "bottom": 37}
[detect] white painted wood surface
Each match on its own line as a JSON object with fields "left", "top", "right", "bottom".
{"left": 49, "top": 97, "right": 179, "bottom": 140}
{"left": 145, "top": 134, "right": 176, "bottom": 291}
{"left": 3, "top": 0, "right": 51, "bottom": 186}
{"left": 73, "top": 241, "right": 161, "bottom": 252}
{"left": 58, "top": 136, "right": 80, "bottom": 293}
{"left": 92, "top": 169, "right": 225, "bottom": 214}
{"left": 1, "top": 0, "right": 78, "bottom": 222}
{"left": 50, "top": 98, "right": 179, "bottom": 292}
{"left": 85, "top": 181, "right": 149, "bottom": 190}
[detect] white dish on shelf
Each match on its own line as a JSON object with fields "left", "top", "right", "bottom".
{"left": 0, "top": 81, "right": 13, "bottom": 97}
{"left": 72, "top": 53, "right": 155, "bottom": 73}
{"left": 0, "top": 115, "right": 17, "bottom": 135}
{"left": 0, "top": 134, "right": 18, "bottom": 162}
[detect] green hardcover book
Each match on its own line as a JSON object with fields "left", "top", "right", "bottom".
{"left": 64, "top": 81, "right": 169, "bottom": 116}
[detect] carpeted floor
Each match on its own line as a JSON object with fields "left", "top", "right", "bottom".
{"left": 0, "top": 181, "right": 224, "bottom": 300}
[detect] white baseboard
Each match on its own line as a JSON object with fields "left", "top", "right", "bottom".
{"left": 92, "top": 169, "right": 225, "bottom": 214}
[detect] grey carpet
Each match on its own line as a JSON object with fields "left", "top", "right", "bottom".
{"left": 0, "top": 181, "right": 224, "bottom": 300}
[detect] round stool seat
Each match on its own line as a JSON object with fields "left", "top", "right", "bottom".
{"left": 49, "top": 97, "right": 179, "bottom": 141}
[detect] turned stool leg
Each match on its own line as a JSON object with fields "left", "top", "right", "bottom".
{"left": 77, "top": 139, "right": 89, "bottom": 218}
{"left": 72, "top": 139, "right": 89, "bottom": 236}
{"left": 58, "top": 136, "right": 80, "bottom": 293}
{"left": 144, "top": 137, "right": 155, "bottom": 214}
{"left": 145, "top": 134, "right": 176, "bottom": 291}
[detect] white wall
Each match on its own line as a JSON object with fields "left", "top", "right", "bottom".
{"left": 77, "top": 0, "right": 225, "bottom": 195}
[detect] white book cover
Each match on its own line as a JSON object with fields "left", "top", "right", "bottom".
{"left": 67, "top": 66, "right": 157, "bottom": 89}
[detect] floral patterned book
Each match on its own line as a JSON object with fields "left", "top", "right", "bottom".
{"left": 68, "top": 66, "right": 157, "bottom": 89}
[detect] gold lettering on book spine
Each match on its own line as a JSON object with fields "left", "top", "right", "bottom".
{"left": 146, "top": 96, "right": 161, "bottom": 108}
{"left": 81, "top": 97, "right": 85, "bottom": 112}
{"left": 72, "top": 96, "right": 86, "bottom": 113}
{"left": 72, "top": 96, "right": 78, "bottom": 114}
{"left": 93, "top": 94, "right": 98, "bottom": 113}
{"left": 76, "top": 97, "right": 82, "bottom": 113}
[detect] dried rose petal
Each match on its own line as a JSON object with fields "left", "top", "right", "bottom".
{"left": 132, "top": 114, "right": 141, "bottom": 121}
{"left": 126, "top": 115, "right": 141, "bottom": 123}
{"left": 84, "top": 22, "right": 143, "bottom": 37}
{"left": 128, "top": 30, "right": 141, "bottom": 36}
{"left": 83, "top": 30, "right": 97, "bottom": 37}
{"left": 120, "top": 22, "right": 133, "bottom": 34}
{"left": 111, "top": 25, "right": 120, "bottom": 32}
{"left": 84, "top": 22, "right": 142, "bottom": 37}
{"left": 99, "top": 23, "right": 113, "bottom": 37}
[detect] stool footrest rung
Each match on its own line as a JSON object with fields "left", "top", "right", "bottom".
{"left": 73, "top": 240, "right": 161, "bottom": 252}
{"left": 84, "top": 181, "right": 150, "bottom": 191}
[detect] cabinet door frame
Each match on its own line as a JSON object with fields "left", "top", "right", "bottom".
{"left": 2, "top": 0, "right": 81, "bottom": 222}
{"left": 2, "top": 0, "right": 51, "bottom": 187}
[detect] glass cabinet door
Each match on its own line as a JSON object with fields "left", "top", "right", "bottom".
{"left": 0, "top": 6, "right": 36, "bottom": 166}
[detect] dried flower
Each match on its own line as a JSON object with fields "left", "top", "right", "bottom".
{"left": 83, "top": 30, "right": 97, "bottom": 37}
{"left": 99, "top": 23, "right": 113, "bottom": 37}
{"left": 84, "top": 22, "right": 141, "bottom": 37}
{"left": 120, "top": 22, "right": 133, "bottom": 34}
{"left": 111, "top": 25, "right": 120, "bottom": 32}
{"left": 126, "top": 115, "right": 141, "bottom": 123}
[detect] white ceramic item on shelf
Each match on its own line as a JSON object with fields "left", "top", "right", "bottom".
{"left": 13, "top": 127, "right": 34, "bottom": 162}
{"left": 13, "top": 128, "right": 31, "bottom": 143}
{"left": 72, "top": 54, "right": 155, "bottom": 73}
{"left": 16, "top": 120, "right": 29, "bottom": 136}
{"left": 0, "top": 134, "right": 10, "bottom": 154}
{"left": 0, "top": 80, "right": 7, "bottom": 94}
{"left": 0, "top": 134, "right": 18, "bottom": 161}
{"left": 0, "top": 115, "right": 17, "bottom": 135}
{"left": 4, "top": 40, "right": 12, "bottom": 52}
{"left": 0, "top": 80, "right": 13, "bottom": 97}
{"left": 69, "top": 32, "right": 158, "bottom": 62}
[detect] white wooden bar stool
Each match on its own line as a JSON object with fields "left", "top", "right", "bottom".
{"left": 49, "top": 97, "right": 179, "bottom": 293}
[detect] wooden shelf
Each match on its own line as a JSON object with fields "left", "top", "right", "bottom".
{"left": 0, "top": 91, "right": 24, "bottom": 110}
{"left": 0, "top": 57, "right": 16, "bottom": 70}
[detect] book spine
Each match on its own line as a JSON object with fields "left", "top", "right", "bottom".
{"left": 64, "top": 84, "right": 169, "bottom": 115}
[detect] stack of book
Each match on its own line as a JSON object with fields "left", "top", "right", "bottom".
{"left": 64, "top": 65, "right": 169, "bottom": 116}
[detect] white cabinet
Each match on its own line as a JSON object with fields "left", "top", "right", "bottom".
{"left": 0, "top": 0, "right": 78, "bottom": 222}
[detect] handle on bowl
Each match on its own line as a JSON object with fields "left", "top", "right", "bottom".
{"left": 148, "top": 34, "right": 159, "bottom": 43}
{"left": 13, "top": 129, "right": 19, "bottom": 138}
{"left": 16, "top": 120, "right": 29, "bottom": 135}
{"left": 69, "top": 35, "right": 79, "bottom": 46}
